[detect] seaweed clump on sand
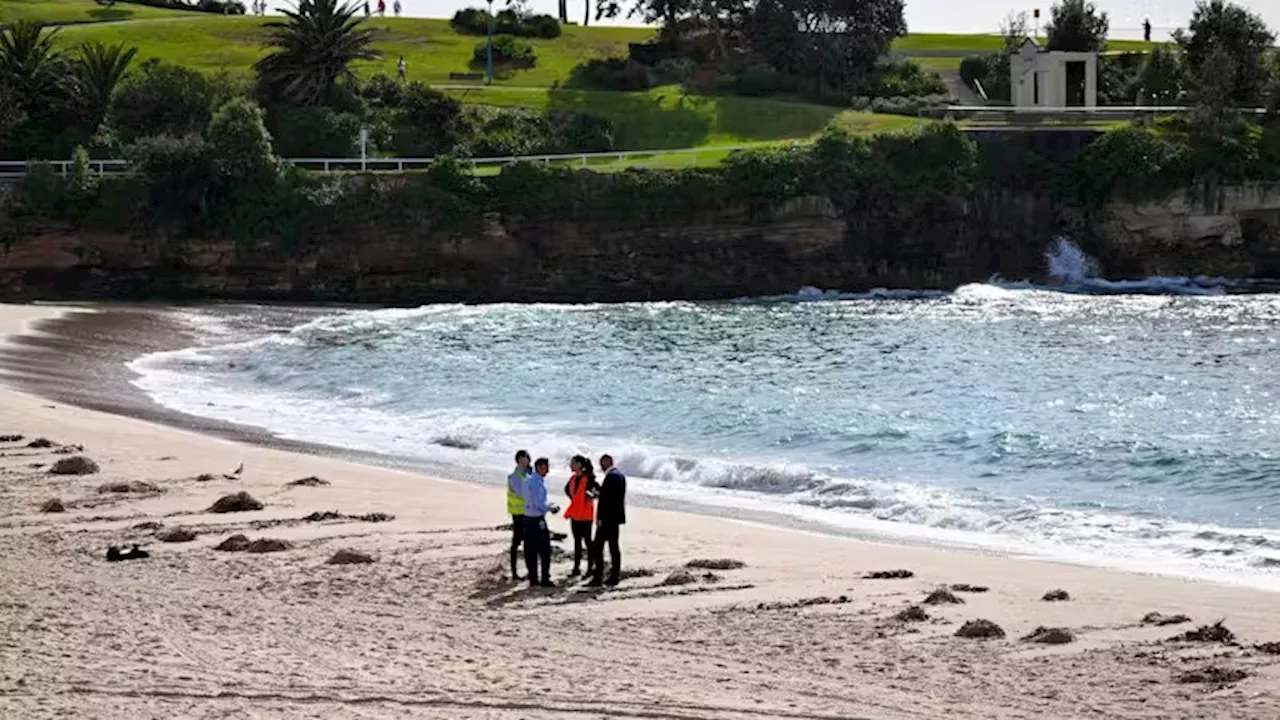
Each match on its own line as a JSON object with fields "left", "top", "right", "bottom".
{"left": 208, "top": 492, "right": 264, "bottom": 513}
{"left": 894, "top": 605, "right": 929, "bottom": 622}
{"left": 327, "top": 549, "right": 374, "bottom": 565}
{"left": 1022, "top": 627, "right": 1075, "bottom": 644}
{"left": 1171, "top": 621, "right": 1235, "bottom": 644}
{"left": 923, "top": 588, "right": 964, "bottom": 605}
{"left": 1041, "top": 589, "right": 1071, "bottom": 602}
{"left": 49, "top": 456, "right": 99, "bottom": 475}
{"left": 955, "top": 619, "right": 1005, "bottom": 639}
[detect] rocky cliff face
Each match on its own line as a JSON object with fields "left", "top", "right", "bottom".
{"left": 3, "top": 184, "right": 1280, "bottom": 303}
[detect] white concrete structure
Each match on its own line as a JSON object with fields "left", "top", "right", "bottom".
{"left": 1010, "top": 38, "right": 1098, "bottom": 109}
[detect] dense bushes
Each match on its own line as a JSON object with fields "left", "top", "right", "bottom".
{"left": 473, "top": 35, "right": 537, "bottom": 69}
{"left": 451, "top": 8, "right": 561, "bottom": 38}
{"left": 570, "top": 58, "right": 655, "bottom": 91}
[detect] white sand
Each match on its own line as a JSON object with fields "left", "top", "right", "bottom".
{"left": 2, "top": 303, "right": 1278, "bottom": 719}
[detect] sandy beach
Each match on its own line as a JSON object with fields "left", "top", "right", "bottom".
{"left": 2, "top": 303, "right": 1280, "bottom": 719}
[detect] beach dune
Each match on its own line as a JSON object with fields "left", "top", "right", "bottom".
{"left": 1, "top": 303, "right": 1278, "bottom": 719}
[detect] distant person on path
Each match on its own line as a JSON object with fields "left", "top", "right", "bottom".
{"left": 377, "top": 0, "right": 385, "bottom": 15}
{"left": 521, "top": 457, "right": 555, "bottom": 587}
{"left": 563, "top": 455, "right": 600, "bottom": 577}
{"left": 507, "top": 450, "right": 532, "bottom": 581}
{"left": 1143, "top": 18, "right": 1152, "bottom": 42}
{"left": 363, "top": 1, "right": 370, "bottom": 15}
{"left": 397, "top": 56, "right": 407, "bottom": 81}
{"left": 393, "top": 0, "right": 401, "bottom": 15}
{"left": 589, "top": 454, "right": 626, "bottom": 587}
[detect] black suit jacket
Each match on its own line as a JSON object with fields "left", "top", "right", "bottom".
{"left": 597, "top": 469, "right": 627, "bottom": 525}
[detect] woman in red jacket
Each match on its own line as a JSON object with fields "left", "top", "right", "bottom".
{"left": 564, "top": 455, "right": 600, "bottom": 577}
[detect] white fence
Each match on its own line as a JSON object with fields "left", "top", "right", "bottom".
{"left": 0, "top": 145, "right": 762, "bottom": 180}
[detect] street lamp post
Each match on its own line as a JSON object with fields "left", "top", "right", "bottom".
{"left": 485, "top": 0, "right": 494, "bottom": 85}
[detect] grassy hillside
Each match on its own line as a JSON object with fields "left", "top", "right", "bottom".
{"left": 0, "top": 0, "right": 193, "bottom": 24}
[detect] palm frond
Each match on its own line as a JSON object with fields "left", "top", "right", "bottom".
{"left": 253, "top": 0, "right": 380, "bottom": 105}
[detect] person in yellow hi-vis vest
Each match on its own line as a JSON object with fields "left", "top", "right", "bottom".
{"left": 507, "top": 450, "right": 532, "bottom": 581}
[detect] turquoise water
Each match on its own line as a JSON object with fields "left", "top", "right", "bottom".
{"left": 129, "top": 279, "right": 1280, "bottom": 588}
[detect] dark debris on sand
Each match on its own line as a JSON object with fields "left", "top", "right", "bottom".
{"left": 756, "top": 595, "right": 850, "bottom": 611}
{"left": 956, "top": 619, "right": 1006, "bottom": 639}
{"left": 923, "top": 587, "right": 964, "bottom": 605}
{"left": 686, "top": 558, "right": 746, "bottom": 571}
{"left": 49, "top": 456, "right": 99, "bottom": 475}
{"left": 208, "top": 491, "right": 264, "bottom": 513}
{"left": 661, "top": 570, "right": 698, "bottom": 586}
{"left": 951, "top": 583, "right": 989, "bottom": 593}
{"left": 894, "top": 605, "right": 929, "bottom": 622}
{"left": 1171, "top": 621, "right": 1235, "bottom": 644}
{"left": 1042, "top": 589, "right": 1071, "bottom": 602}
{"left": 55, "top": 444, "right": 85, "bottom": 455}
{"left": 327, "top": 549, "right": 375, "bottom": 565}
{"left": 302, "top": 510, "right": 394, "bottom": 523}
{"left": 98, "top": 480, "right": 161, "bottom": 494}
{"left": 214, "top": 534, "right": 252, "bottom": 552}
{"left": 1177, "top": 666, "right": 1248, "bottom": 686}
{"left": 620, "top": 567, "right": 656, "bottom": 580}
{"left": 39, "top": 498, "right": 65, "bottom": 513}
{"left": 156, "top": 527, "right": 197, "bottom": 543}
{"left": 865, "top": 569, "right": 914, "bottom": 580}
{"left": 1022, "top": 626, "right": 1075, "bottom": 644}
{"left": 132, "top": 520, "right": 164, "bottom": 531}
{"left": 1254, "top": 642, "right": 1280, "bottom": 655}
{"left": 246, "top": 538, "right": 293, "bottom": 553}
{"left": 0, "top": 434, "right": 23, "bottom": 442}
{"left": 1142, "top": 611, "right": 1192, "bottom": 626}
{"left": 26, "top": 438, "right": 56, "bottom": 449}
{"left": 194, "top": 473, "right": 217, "bottom": 482}
{"left": 287, "top": 476, "right": 330, "bottom": 487}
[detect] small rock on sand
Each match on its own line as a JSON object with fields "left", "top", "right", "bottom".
{"left": 49, "top": 456, "right": 99, "bottom": 475}
{"left": 865, "top": 569, "right": 914, "bottom": 579}
{"left": 327, "top": 549, "right": 374, "bottom": 565}
{"left": 1142, "top": 611, "right": 1191, "bottom": 626}
{"left": 951, "top": 583, "right": 989, "bottom": 593}
{"left": 26, "top": 438, "right": 56, "bottom": 449}
{"left": 132, "top": 521, "right": 163, "bottom": 531}
{"left": 895, "top": 605, "right": 929, "bottom": 622}
{"left": 194, "top": 473, "right": 217, "bottom": 482}
{"left": 1042, "top": 589, "right": 1071, "bottom": 602}
{"left": 287, "top": 476, "right": 330, "bottom": 487}
{"left": 923, "top": 588, "right": 964, "bottom": 605}
{"left": 620, "top": 567, "right": 656, "bottom": 579}
{"left": 1022, "top": 626, "right": 1075, "bottom": 644}
{"left": 956, "top": 619, "right": 1005, "bottom": 639}
{"left": 39, "top": 498, "right": 65, "bottom": 513}
{"left": 156, "top": 527, "right": 197, "bottom": 543}
{"left": 97, "top": 480, "right": 161, "bottom": 494}
{"left": 214, "top": 534, "right": 252, "bottom": 552}
{"left": 0, "top": 434, "right": 23, "bottom": 442}
{"left": 661, "top": 569, "right": 698, "bottom": 586}
{"left": 685, "top": 558, "right": 746, "bottom": 571}
{"left": 1255, "top": 642, "right": 1280, "bottom": 655}
{"left": 1177, "top": 666, "right": 1248, "bottom": 685}
{"left": 1172, "top": 621, "right": 1235, "bottom": 644}
{"left": 246, "top": 538, "right": 292, "bottom": 553}
{"left": 208, "top": 491, "right": 264, "bottom": 513}
{"left": 699, "top": 572, "right": 722, "bottom": 583}
{"left": 55, "top": 444, "right": 85, "bottom": 454}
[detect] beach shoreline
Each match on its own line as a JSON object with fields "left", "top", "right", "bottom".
{"left": 2, "top": 301, "right": 1279, "bottom": 719}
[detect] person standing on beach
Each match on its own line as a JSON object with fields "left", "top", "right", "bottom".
{"left": 589, "top": 454, "right": 626, "bottom": 587}
{"left": 507, "top": 450, "right": 532, "bottom": 581}
{"left": 521, "top": 457, "right": 555, "bottom": 587}
{"left": 564, "top": 455, "right": 600, "bottom": 577}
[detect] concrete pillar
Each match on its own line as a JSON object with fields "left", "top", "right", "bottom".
{"left": 1084, "top": 55, "right": 1098, "bottom": 107}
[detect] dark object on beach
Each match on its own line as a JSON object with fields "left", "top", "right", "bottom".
{"left": 951, "top": 583, "right": 989, "bottom": 593}
{"left": 1022, "top": 626, "right": 1075, "bottom": 644}
{"left": 246, "top": 538, "right": 292, "bottom": 553}
{"left": 27, "top": 438, "right": 56, "bottom": 449}
{"left": 895, "top": 605, "right": 929, "bottom": 622}
{"left": 105, "top": 544, "right": 150, "bottom": 562}
{"left": 327, "top": 549, "right": 375, "bottom": 565}
{"left": 1172, "top": 621, "right": 1235, "bottom": 644}
{"left": 39, "top": 498, "right": 65, "bottom": 513}
{"left": 620, "top": 567, "right": 655, "bottom": 579}
{"left": 756, "top": 595, "right": 849, "bottom": 611}
{"left": 356, "top": 512, "right": 394, "bottom": 522}
{"left": 661, "top": 569, "right": 698, "bottom": 586}
{"left": 287, "top": 476, "right": 330, "bottom": 487}
{"left": 132, "top": 520, "right": 163, "bottom": 531}
{"left": 699, "top": 572, "right": 722, "bottom": 583}
{"left": 0, "top": 434, "right": 23, "bottom": 442}
{"left": 923, "top": 587, "right": 964, "bottom": 605}
{"left": 1254, "top": 642, "right": 1280, "bottom": 655}
{"left": 302, "top": 510, "right": 395, "bottom": 523}
{"left": 1042, "top": 589, "right": 1071, "bottom": 602}
{"left": 156, "top": 527, "right": 197, "bottom": 543}
{"left": 98, "top": 480, "right": 161, "bottom": 494}
{"left": 208, "top": 491, "right": 263, "bottom": 513}
{"left": 1142, "top": 611, "right": 1191, "bottom": 626}
{"left": 956, "top": 619, "right": 1005, "bottom": 639}
{"left": 214, "top": 534, "right": 252, "bottom": 552}
{"left": 49, "top": 456, "right": 99, "bottom": 475}
{"left": 1176, "top": 666, "right": 1248, "bottom": 686}
{"left": 195, "top": 473, "right": 217, "bottom": 482}
{"left": 55, "top": 444, "right": 85, "bottom": 455}
{"left": 865, "top": 569, "right": 914, "bottom": 579}
{"left": 304, "top": 510, "right": 343, "bottom": 522}
{"left": 686, "top": 558, "right": 746, "bottom": 571}
{"left": 432, "top": 436, "right": 479, "bottom": 450}
{"left": 550, "top": 530, "right": 568, "bottom": 542}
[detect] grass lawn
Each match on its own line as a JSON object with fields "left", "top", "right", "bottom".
{"left": 0, "top": 0, "right": 191, "bottom": 24}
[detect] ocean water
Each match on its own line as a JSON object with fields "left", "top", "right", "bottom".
{"left": 127, "top": 242, "right": 1280, "bottom": 589}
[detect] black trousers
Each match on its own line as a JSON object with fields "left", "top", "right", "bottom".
{"left": 570, "top": 519, "right": 593, "bottom": 572}
{"left": 590, "top": 521, "right": 621, "bottom": 581}
{"left": 509, "top": 514, "right": 524, "bottom": 579}
{"left": 522, "top": 515, "right": 551, "bottom": 583}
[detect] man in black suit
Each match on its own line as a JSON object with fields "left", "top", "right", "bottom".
{"left": 589, "top": 454, "right": 627, "bottom": 586}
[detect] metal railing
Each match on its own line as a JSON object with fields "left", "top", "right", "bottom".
{"left": 0, "top": 145, "right": 761, "bottom": 179}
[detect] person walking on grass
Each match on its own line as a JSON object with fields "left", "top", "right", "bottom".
{"left": 589, "top": 454, "right": 626, "bottom": 587}
{"left": 506, "top": 450, "right": 532, "bottom": 581}
{"left": 397, "top": 56, "right": 407, "bottom": 81}
{"left": 564, "top": 455, "right": 600, "bottom": 578}
{"left": 393, "top": 0, "right": 401, "bottom": 15}
{"left": 521, "top": 457, "right": 555, "bottom": 588}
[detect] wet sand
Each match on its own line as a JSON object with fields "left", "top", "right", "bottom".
{"left": 2, "top": 302, "right": 1279, "bottom": 719}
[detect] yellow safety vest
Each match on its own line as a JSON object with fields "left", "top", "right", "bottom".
{"left": 507, "top": 469, "right": 527, "bottom": 515}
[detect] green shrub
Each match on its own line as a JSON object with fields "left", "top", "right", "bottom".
{"left": 736, "top": 64, "right": 793, "bottom": 97}
{"left": 722, "top": 144, "right": 815, "bottom": 215}
{"left": 393, "top": 84, "right": 465, "bottom": 156}
{"left": 959, "top": 55, "right": 991, "bottom": 87}
{"left": 489, "top": 161, "right": 577, "bottom": 218}
{"left": 546, "top": 111, "right": 615, "bottom": 153}
{"left": 1073, "top": 125, "right": 1189, "bottom": 202}
{"left": 461, "top": 106, "right": 548, "bottom": 157}
{"left": 473, "top": 35, "right": 537, "bottom": 69}
{"left": 569, "top": 58, "right": 654, "bottom": 91}
{"left": 267, "top": 105, "right": 364, "bottom": 158}
{"left": 206, "top": 97, "right": 279, "bottom": 184}
{"left": 876, "top": 60, "right": 947, "bottom": 98}
{"left": 111, "top": 60, "right": 216, "bottom": 143}
{"left": 652, "top": 57, "right": 697, "bottom": 85}
{"left": 452, "top": 8, "right": 561, "bottom": 38}
{"left": 126, "top": 133, "right": 215, "bottom": 234}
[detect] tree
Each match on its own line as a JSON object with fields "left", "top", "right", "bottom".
{"left": 254, "top": 0, "right": 379, "bottom": 107}
{"left": 111, "top": 60, "right": 216, "bottom": 142}
{"left": 1135, "top": 46, "right": 1185, "bottom": 105}
{"left": 1045, "top": 0, "right": 1108, "bottom": 52}
{"left": 0, "top": 21, "right": 67, "bottom": 103}
{"left": 1175, "top": 0, "right": 1274, "bottom": 106}
{"left": 392, "top": 83, "right": 464, "bottom": 156}
{"left": 206, "top": 97, "right": 279, "bottom": 184}
{"left": 72, "top": 41, "right": 138, "bottom": 135}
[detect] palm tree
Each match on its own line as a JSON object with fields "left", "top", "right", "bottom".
{"left": 73, "top": 41, "right": 139, "bottom": 132}
{"left": 0, "top": 20, "right": 68, "bottom": 106}
{"left": 253, "top": 0, "right": 380, "bottom": 106}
